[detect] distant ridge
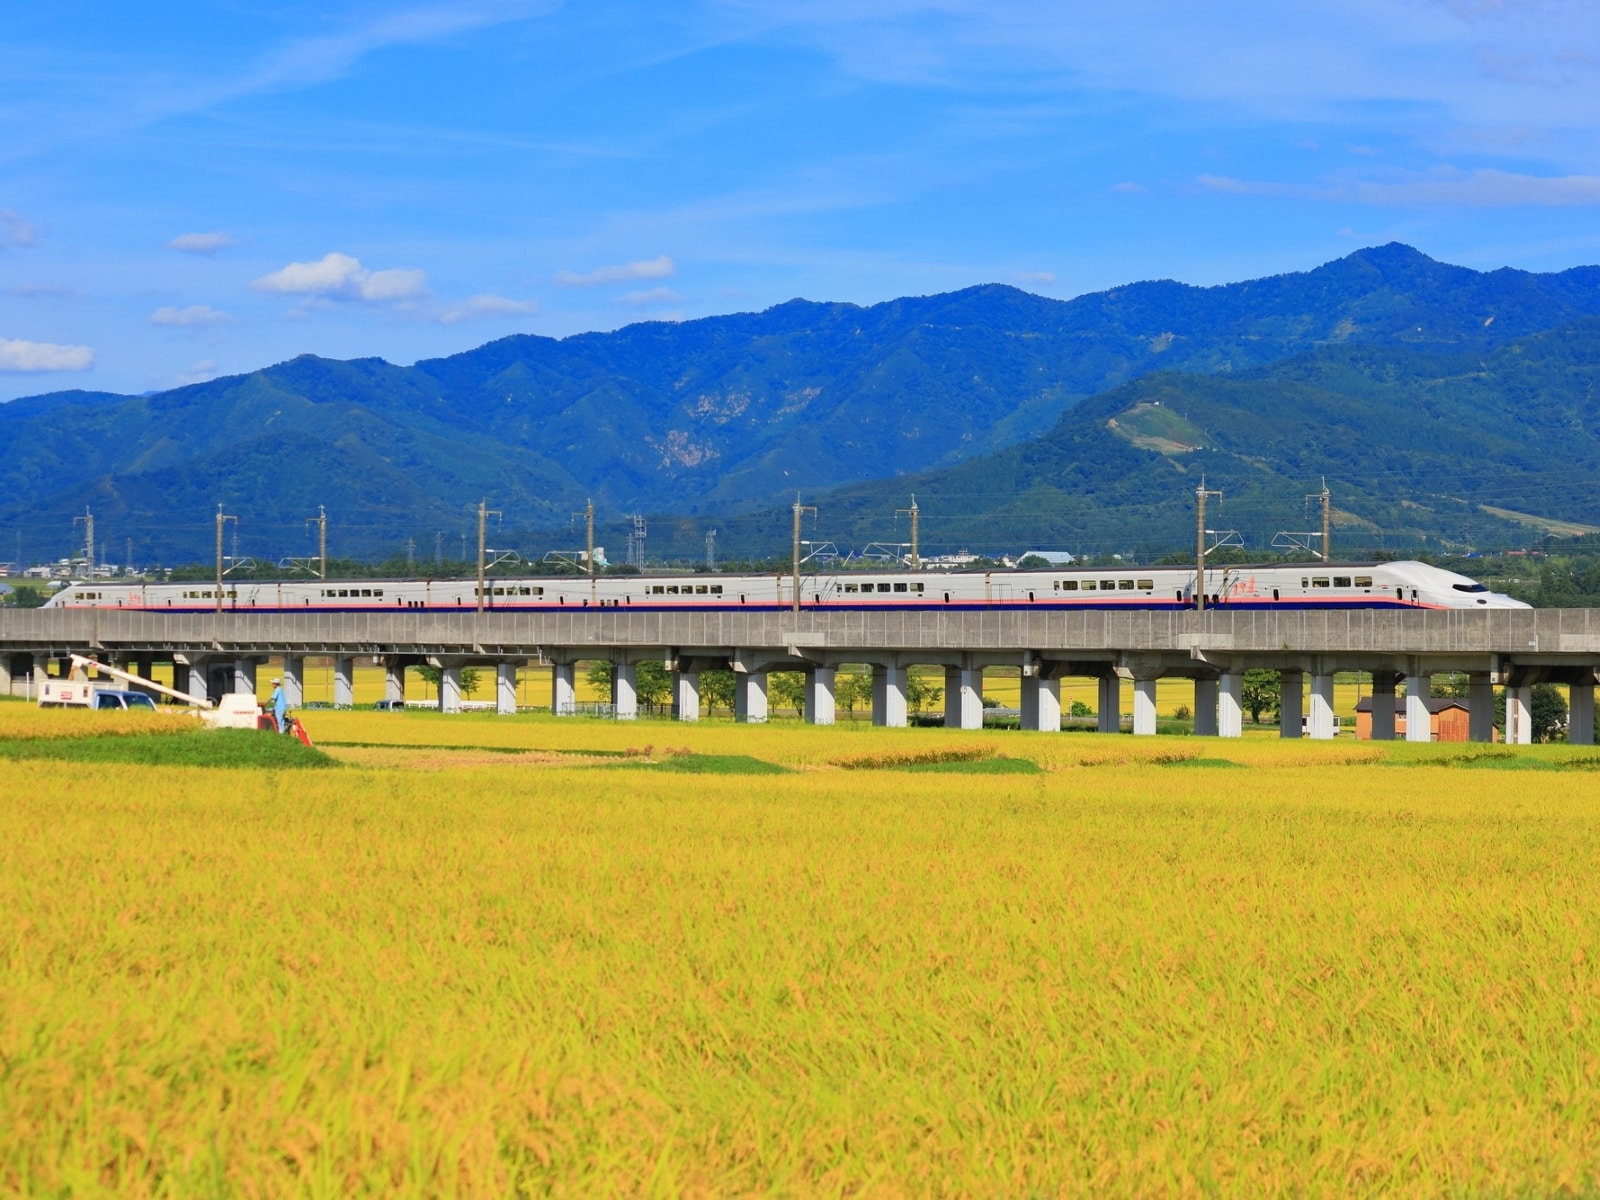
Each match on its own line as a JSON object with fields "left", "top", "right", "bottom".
{"left": 4, "top": 244, "right": 1600, "bottom": 562}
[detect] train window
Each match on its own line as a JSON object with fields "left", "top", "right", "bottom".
{"left": 338, "top": 589, "right": 348, "bottom": 597}
{"left": 362, "top": 589, "right": 373, "bottom": 597}
{"left": 878, "top": 583, "right": 892, "bottom": 593}
{"left": 1301, "top": 578, "right": 1309, "bottom": 588}
{"left": 1354, "top": 576, "right": 1372, "bottom": 588}
{"left": 1137, "top": 579, "right": 1153, "bottom": 590}
{"left": 913, "top": 583, "right": 923, "bottom": 594}
{"left": 1332, "top": 577, "right": 1351, "bottom": 588}
{"left": 667, "top": 585, "right": 679, "bottom": 594}
{"left": 1101, "top": 580, "right": 1116, "bottom": 590}
{"left": 893, "top": 582, "right": 907, "bottom": 593}
{"left": 1272, "top": 589, "right": 1280, "bottom": 601}
{"left": 1062, "top": 580, "right": 1079, "bottom": 591}
{"left": 533, "top": 587, "right": 544, "bottom": 597}
{"left": 1119, "top": 580, "right": 1134, "bottom": 591}
{"left": 1027, "top": 591, "right": 1035, "bottom": 602}
{"left": 1311, "top": 578, "right": 1330, "bottom": 588}
{"left": 1081, "top": 581, "right": 1096, "bottom": 591}
{"left": 374, "top": 589, "right": 383, "bottom": 598}
{"left": 844, "top": 583, "right": 859, "bottom": 593}
{"left": 710, "top": 585, "right": 722, "bottom": 595}
{"left": 696, "top": 585, "right": 708, "bottom": 595}
{"left": 943, "top": 592, "right": 951, "bottom": 602}
{"left": 1452, "top": 583, "right": 1489, "bottom": 593}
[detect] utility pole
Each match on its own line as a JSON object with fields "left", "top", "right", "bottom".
{"left": 631, "top": 514, "right": 647, "bottom": 569}
{"left": 1307, "top": 478, "right": 1331, "bottom": 563}
{"left": 305, "top": 505, "right": 328, "bottom": 578}
{"left": 573, "top": 499, "right": 596, "bottom": 603}
{"left": 476, "top": 499, "right": 502, "bottom": 613}
{"left": 405, "top": 537, "right": 415, "bottom": 571}
{"left": 791, "top": 493, "right": 817, "bottom": 615}
{"left": 895, "top": 494, "right": 920, "bottom": 569}
{"left": 1195, "top": 476, "right": 1223, "bottom": 612}
{"left": 705, "top": 528, "right": 717, "bottom": 572}
{"left": 214, "top": 504, "right": 237, "bottom": 615}
{"left": 72, "top": 507, "right": 94, "bottom": 578}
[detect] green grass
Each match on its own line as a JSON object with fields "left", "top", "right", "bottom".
{"left": 0, "top": 728, "right": 336, "bottom": 769}
{"left": 895, "top": 755, "right": 1042, "bottom": 774}
{"left": 609, "top": 753, "right": 792, "bottom": 775}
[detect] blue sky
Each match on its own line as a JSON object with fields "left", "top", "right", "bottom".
{"left": 2, "top": 0, "right": 1597, "bottom": 400}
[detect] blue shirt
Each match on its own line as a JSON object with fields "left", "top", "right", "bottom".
{"left": 271, "top": 685, "right": 287, "bottom": 720}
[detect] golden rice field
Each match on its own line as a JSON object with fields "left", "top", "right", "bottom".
{"left": 4, "top": 701, "right": 1600, "bottom": 1195}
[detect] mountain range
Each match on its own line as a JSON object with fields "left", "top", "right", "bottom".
{"left": 4, "top": 242, "right": 1600, "bottom": 565}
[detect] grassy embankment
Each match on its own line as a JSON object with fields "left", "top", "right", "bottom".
{"left": 2, "top": 708, "right": 1599, "bottom": 1194}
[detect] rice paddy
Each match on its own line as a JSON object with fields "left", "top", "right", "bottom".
{"left": 4, "top": 700, "right": 1600, "bottom": 1195}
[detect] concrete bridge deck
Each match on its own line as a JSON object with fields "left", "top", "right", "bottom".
{"left": 4, "top": 606, "right": 1596, "bottom": 744}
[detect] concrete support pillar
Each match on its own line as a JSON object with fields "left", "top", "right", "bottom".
{"left": 497, "top": 662, "right": 518, "bottom": 715}
{"left": 552, "top": 663, "right": 576, "bottom": 716}
{"left": 610, "top": 662, "right": 637, "bottom": 721}
{"left": 1097, "top": 675, "right": 1121, "bottom": 733}
{"left": 334, "top": 655, "right": 354, "bottom": 709}
{"left": 1132, "top": 677, "right": 1159, "bottom": 736}
{"left": 1218, "top": 672, "right": 1243, "bottom": 738}
{"left": 1193, "top": 677, "right": 1219, "bottom": 737}
{"left": 282, "top": 656, "right": 305, "bottom": 710}
{"left": 233, "top": 657, "right": 257, "bottom": 696}
{"left": 439, "top": 665, "right": 462, "bottom": 714}
{"left": 1506, "top": 685, "right": 1532, "bottom": 745}
{"left": 944, "top": 666, "right": 982, "bottom": 730}
{"left": 0, "top": 655, "right": 12, "bottom": 697}
{"left": 735, "top": 672, "right": 767, "bottom": 724}
{"left": 1279, "top": 670, "right": 1303, "bottom": 739}
{"left": 1370, "top": 673, "right": 1397, "bottom": 741}
{"left": 1405, "top": 673, "right": 1432, "bottom": 743}
{"left": 1468, "top": 673, "right": 1495, "bottom": 743}
{"left": 1309, "top": 673, "right": 1336, "bottom": 740}
{"left": 1021, "top": 675, "right": 1061, "bottom": 732}
{"left": 173, "top": 661, "right": 190, "bottom": 703}
{"left": 872, "top": 665, "right": 908, "bottom": 728}
{"left": 181, "top": 658, "right": 211, "bottom": 706}
{"left": 386, "top": 661, "right": 406, "bottom": 706}
{"left": 674, "top": 670, "right": 700, "bottom": 722}
{"left": 805, "top": 667, "right": 836, "bottom": 726}
{"left": 1570, "top": 681, "right": 1595, "bottom": 747}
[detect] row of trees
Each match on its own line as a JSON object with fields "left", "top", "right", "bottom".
{"left": 584, "top": 662, "right": 944, "bottom": 717}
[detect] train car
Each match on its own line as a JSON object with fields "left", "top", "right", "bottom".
{"left": 44, "top": 559, "right": 1527, "bottom": 613}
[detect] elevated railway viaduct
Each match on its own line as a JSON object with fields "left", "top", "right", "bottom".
{"left": 4, "top": 606, "right": 1599, "bottom": 744}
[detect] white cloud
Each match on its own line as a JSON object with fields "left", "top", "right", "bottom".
{"left": 618, "top": 286, "right": 685, "bottom": 307}
{"left": 167, "top": 231, "right": 237, "bottom": 255}
{"left": 0, "top": 338, "right": 94, "bottom": 372}
{"left": 150, "top": 304, "right": 232, "bottom": 327}
{"left": 439, "top": 294, "right": 540, "bottom": 324}
{"left": 1010, "top": 271, "right": 1055, "bottom": 287}
{"left": 1, "top": 209, "right": 38, "bottom": 249}
{"left": 555, "top": 255, "right": 676, "bottom": 287}
{"left": 251, "top": 252, "right": 428, "bottom": 305}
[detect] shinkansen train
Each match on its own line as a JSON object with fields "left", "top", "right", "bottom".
{"left": 44, "top": 559, "right": 1528, "bottom": 612}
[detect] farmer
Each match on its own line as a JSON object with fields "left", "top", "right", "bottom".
{"left": 269, "top": 676, "right": 289, "bottom": 733}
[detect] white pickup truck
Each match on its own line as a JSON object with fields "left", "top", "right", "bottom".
{"left": 38, "top": 680, "right": 159, "bottom": 710}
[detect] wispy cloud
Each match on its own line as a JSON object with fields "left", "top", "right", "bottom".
{"left": 5, "top": 283, "right": 81, "bottom": 300}
{"left": 439, "top": 294, "right": 539, "bottom": 324}
{"left": 1199, "top": 167, "right": 1600, "bottom": 206}
{"left": 167, "top": 231, "right": 236, "bottom": 254}
{"left": 1010, "top": 270, "right": 1055, "bottom": 286}
{"left": 252, "top": 252, "right": 428, "bottom": 305}
{"left": 0, "top": 208, "right": 38, "bottom": 249}
{"left": 555, "top": 255, "right": 676, "bottom": 287}
{"left": 0, "top": 338, "right": 94, "bottom": 372}
{"left": 150, "top": 304, "right": 232, "bottom": 327}
{"left": 617, "top": 286, "right": 685, "bottom": 307}
{"left": 173, "top": 359, "right": 220, "bottom": 386}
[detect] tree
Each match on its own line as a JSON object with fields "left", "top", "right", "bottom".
{"left": 0, "top": 584, "right": 46, "bottom": 608}
{"left": 835, "top": 669, "right": 873, "bottom": 718}
{"left": 416, "top": 664, "right": 481, "bottom": 697}
{"left": 906, "top": 671, "right": 942, "bottom": 714}
{"left": 769, "top": 671, "right": 807, "bottom": 718}
{"left": 700, "top": 669, "right": 735, "bottom": 715}
{"left": 1240, "top": 668, "right": 1280, "bottom": 724}
{"left": 1532, "top": 683, "right": 1569, "bottom": 742}
{"left": 1069, "top": 700, "right": 1093, "bottom": 718}
{"left": 585, "top": 660, "right": 670, "bottom": 708}
{"left": 1431, "top": 672, "right": 1470, "bottom": 698}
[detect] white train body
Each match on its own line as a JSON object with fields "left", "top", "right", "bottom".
{"left": 45, "top": 560, "right": 1528, "bottom": 613}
